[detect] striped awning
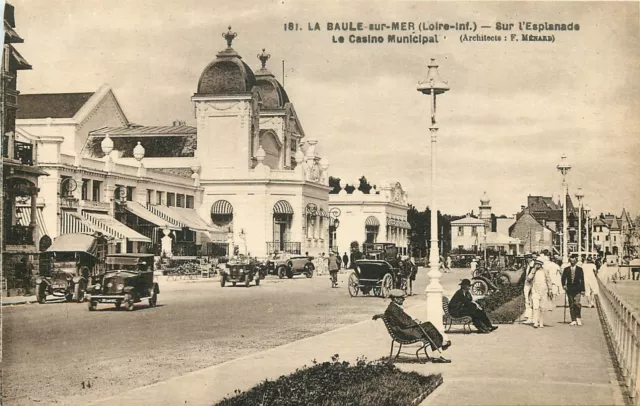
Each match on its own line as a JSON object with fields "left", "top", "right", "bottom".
{"left": 124, "top": 202, "right": 180, "bottom": 231}
{"left": 61, "top": 211, "right": 99, "bottom": 235}
{"left": 365, "top": 216, "right": 380, "bottom": 227}
{"left": 147, "top": 204, "right": 212, "bottom": 233}
{"left": 81, "top": 212, "right": 151, "bottom": 243}
{"left": 211, "top": 200, "right": 233, "bottom": 215}
{"left": 402, "top": 220, "right": 412, "bottom": 230}
{"left": 15, "top": 206, "right": 49, "bottom": 236}
{"left": 387, "top": 218, "right": 398, "bottom": 227}
{"left": 274, "top": 200, "right": 294, "bottom": 214}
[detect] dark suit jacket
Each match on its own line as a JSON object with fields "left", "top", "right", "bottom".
{"left": 383, "top": 302, "right": 443, "bottom": 349}
{"left": 561, "top": 266, "right": 585, "bottom": 293}
{"left": 448, "top": 288, "right": 477, "bottom": 318}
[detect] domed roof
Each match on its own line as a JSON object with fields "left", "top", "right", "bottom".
{"left": 254, "top": 49, "right": 289, "bottom": 109}
{"left": 197, "top": 27, "right": 256, "bottom": 95}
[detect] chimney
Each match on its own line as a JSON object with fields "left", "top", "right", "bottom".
{"left": 173, "top": 119, "right": 186, "bottom": 126}
{"left": 521, "top": 205, "right": 525, "bottom": 211}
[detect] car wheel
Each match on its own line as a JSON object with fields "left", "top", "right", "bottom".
{"left": 65, "top": 293, "right": 73, "bottom": 302}
{"left": 149, "top": 293, "right": 157, "bottom": 307}
{"left": 497, "top": 274, "right": 510, "bottom": 287}
{"left": 287, "top": 270, "right": 294, "bottom": 279}
{"left": 115, "top": 300, "right": 122, "bottom": 309}
{"left": 471, "top": 280, "right": 488, "bottom": 296}
{"left": 124, "top": 293, "right": 135, "bottom": 311}
{"left": 87, "top": 301, "right": 97, "bottom": 311}
{"left": 381, "top": 274, "right": 393, "bottom": 298}
{"left": 36, "top": 285, "right": 46, "bottom": 304}
{"left": 348, "top": 273, "right": 359, "bottom": 297}
{"left": 220, "top": 275, "right": 226, "bottom": 287}
{"left": 278, "top": 267, "right": 286, "bottom": 279}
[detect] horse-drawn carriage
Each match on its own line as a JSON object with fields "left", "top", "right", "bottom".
{"left": 348, "top": 243, "right": 416, "bottom": 298}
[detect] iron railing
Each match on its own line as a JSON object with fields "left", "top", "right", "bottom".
{"left": 597, "top": 270, "right": 640, "bottom": 403}
{"left": 266, "top": 241, "right": 301, "bottom": 255}
{"left": 5, "top": 225, "right": 34, "bottom": 245}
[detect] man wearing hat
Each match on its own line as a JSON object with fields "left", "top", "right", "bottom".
{"left": 373, "top": 289, "right": 451, "bottom": 363}
{"left": 561, "top": 254, "right": 586, "bottom": 326}
{"left": 449, "top": 279, "right": 498, "bottom": 333}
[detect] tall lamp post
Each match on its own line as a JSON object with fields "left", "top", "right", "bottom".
{"left": 417, "top": 58, "right": 449, "bottom": 332}
{"left": 584, "top": 204, "right": 591, "bottom": 255}
{"left": 575, "top": 187, "right": 584, "bottom": 262}
{"left": 557, "top": 154, "right": 572, "bottom": 264}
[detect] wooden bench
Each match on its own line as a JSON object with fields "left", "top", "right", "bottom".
{"left": 442, "top": 296, "right": 472, "bottom": 334}
{"left": 376, "top": 315, "right": 434, "bottom": 363}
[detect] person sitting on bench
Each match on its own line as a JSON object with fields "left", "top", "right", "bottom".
{"left": 373, "top": 289, "right": 451, "bottom": 363}
{"left": 449, "top": 279, "right": 498, "bottom": 333}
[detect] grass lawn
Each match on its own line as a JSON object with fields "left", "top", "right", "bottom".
{"left": 216, "top": 357, "right": 442, "bottom": 406}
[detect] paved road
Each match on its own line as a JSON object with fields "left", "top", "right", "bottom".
{"left": 2, "top": 267, "right": 465, "bottom": 405}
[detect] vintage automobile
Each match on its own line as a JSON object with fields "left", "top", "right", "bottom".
{"left": 348, "top": 243, "right": 412, "bottom": 297}
{"left": 275, "top": 255, "right": 314, "bottom": 279}
{"left": 85, "top": 253, "right": 159, "bottom": 311}
{"left": 221, "top": 256, "right": 261, "bottom": 287}
{"left": 470, "top": 257, "right": 526, "bottom": 296}
{"left": 36, "top": 233, "right": 108, "bottom": 304}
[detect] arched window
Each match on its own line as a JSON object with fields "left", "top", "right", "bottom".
{"left": 365, "top": 216, "right": 380, "bottom": 244}
{"left": 211, "top": 200, "right": 233, "bottom": 228}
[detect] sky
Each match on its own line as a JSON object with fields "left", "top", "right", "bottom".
{"left": 10, "top": 0, "right": 640, "bottom": 218}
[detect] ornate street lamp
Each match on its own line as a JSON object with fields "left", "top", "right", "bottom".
{"left": 575, "top": 187, "right": 584, "bottom": 262}
{"left": 417, "top": 58, "right": 450, "bottom": 332}
{"left": 557, "top": 154, "right": 572, "bottom": 264}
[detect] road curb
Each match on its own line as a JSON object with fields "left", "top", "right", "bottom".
{"left": 1, "top": 298, "right": 38, "bottom": 306}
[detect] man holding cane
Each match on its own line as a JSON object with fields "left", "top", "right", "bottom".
{"left": 561, "top": 254, "right": 586, "bottom": 326}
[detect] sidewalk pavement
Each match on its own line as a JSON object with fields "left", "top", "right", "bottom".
{"left": 89, "top": 290, "right": 625, "bottom": 406}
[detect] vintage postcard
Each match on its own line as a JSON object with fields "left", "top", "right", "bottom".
{"left": 1, "top": 0, "right": 639, "bottom": 405}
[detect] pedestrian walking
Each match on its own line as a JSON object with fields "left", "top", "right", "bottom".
{"left": 342, "top": 252, "right": 349, "bottom": 269}
{"left": 522, "top": 255, "right": 535, "bottom": 323}
{"left": 328, "top": 252, "right": 339, "bottom": 287}
{"left": 18, "top": 256, "right": 33, "bottom": 295}
{"left": 561, "top": 254, "right": 586, "bottom": 326}
{"left": 582, "top": 261, "right": 599, "bottom": 308}
{"left": 527, "top": 258, "right": 554, "bottom": 328}
{"left": 445, "top": 255, "right": 452, "bottom": 272}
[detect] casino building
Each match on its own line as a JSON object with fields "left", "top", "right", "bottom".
{"left": 17, "top": 28, "right": 333, "bottom": 258}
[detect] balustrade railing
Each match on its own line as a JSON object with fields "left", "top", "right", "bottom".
{"left": 266, "top": 241, "right": 301, "bottom": 255}
{"left": 5, "top": 225, "right": 34, "bottom": 245}
{"left": 597, "top": 275, "right": 640, "bottom": 404}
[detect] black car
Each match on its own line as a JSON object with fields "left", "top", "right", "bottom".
{"left": 85, "top": 254, "right": 159, "bottom": 311}
{"left": 221, "top": 256, "right": 261, "bottom": 287}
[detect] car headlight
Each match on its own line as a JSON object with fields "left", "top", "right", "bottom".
{"left": 94, "top": 283, "right": 101, "bottom": 291}
{"left": 107, "top": 282, "right": 113, "bottom": 288}
{"left": 36, "top": 277, "right": 42, "bottom": 284}
{"left": 239, "top": 269, "right": 244, "bottom": 274}
{"left": 117, "top": 283, "right": 124, "bottom": 292}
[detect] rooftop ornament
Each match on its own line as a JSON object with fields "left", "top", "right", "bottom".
{"left": 222, "top": 26, "right": 237, "bottom": 49}
{"left": 100, "top": 134, "right": 114, "bottom": 155}
{"left": 258, "top": 48, "right": 271, "bottom": 69}
{"left": 133, "top": 141, "right": 145, "bottom": 161}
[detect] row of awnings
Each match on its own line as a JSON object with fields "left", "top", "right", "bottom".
{"left": 364, "top": 215, "right": 411, "bottom": 229}
{"left": 210, "top": 199, "right": 331, "bottom": 218}
{"left": 61, "top": 211, "right": 150, "bottom": 242}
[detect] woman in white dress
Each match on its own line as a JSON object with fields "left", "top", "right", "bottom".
{"left": 527, "top": 258, "right": 554, "bottom": 328}
{"left": 582, "top": 262, "right": 599, "bottom": 308}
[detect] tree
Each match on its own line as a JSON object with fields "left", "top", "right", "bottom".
{"left": 328, "top": 176, "right": 341, "bottom": 194}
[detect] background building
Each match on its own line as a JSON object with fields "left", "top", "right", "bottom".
{"left": 329, "top": 181, "right": 410, "bottom": 256}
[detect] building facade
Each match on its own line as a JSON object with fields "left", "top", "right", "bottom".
{"left": 2, "top": 2, "right": 47, "bottom": 295}
{"left": 328, "top": 181, "right": 410, "bottom": 256}
{"left": 450, "top": 216, "right": 486, "bottom": 251}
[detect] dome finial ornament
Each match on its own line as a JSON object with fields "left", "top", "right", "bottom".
{"left": 258, "top": 48, "right": 271, "bottom": 69}
{"left": 222, "top": 26, "right": 237, "bottom": 48}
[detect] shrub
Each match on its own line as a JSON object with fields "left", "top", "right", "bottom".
{"left": 217, "top": 356, "right": 442, "bottom": 406}
{"left": 487, "top": 294, "right": 525, "bottom": 324}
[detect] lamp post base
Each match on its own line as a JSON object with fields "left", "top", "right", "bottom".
{"left": 425, "top": 263, "right": 445, "bottom": 337}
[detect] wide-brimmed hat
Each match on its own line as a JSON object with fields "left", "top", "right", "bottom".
{"left": 459, "top": 278, "right": 471, "bottom": 287}
{"left": 389, "top": 289, "right": 406, "bottom": 298}
{"left": 534, "top": 259, "right": 544, "bottom": 265}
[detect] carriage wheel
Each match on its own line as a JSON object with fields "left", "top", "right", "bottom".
{"left": 347, "top": 273, "right": 359, "bottom": 297}
{"left": 471, "top": 280, "right": 488, "bottom": 296}
{"left": 381, "top": 274, "right": 393, "bottom": 298}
